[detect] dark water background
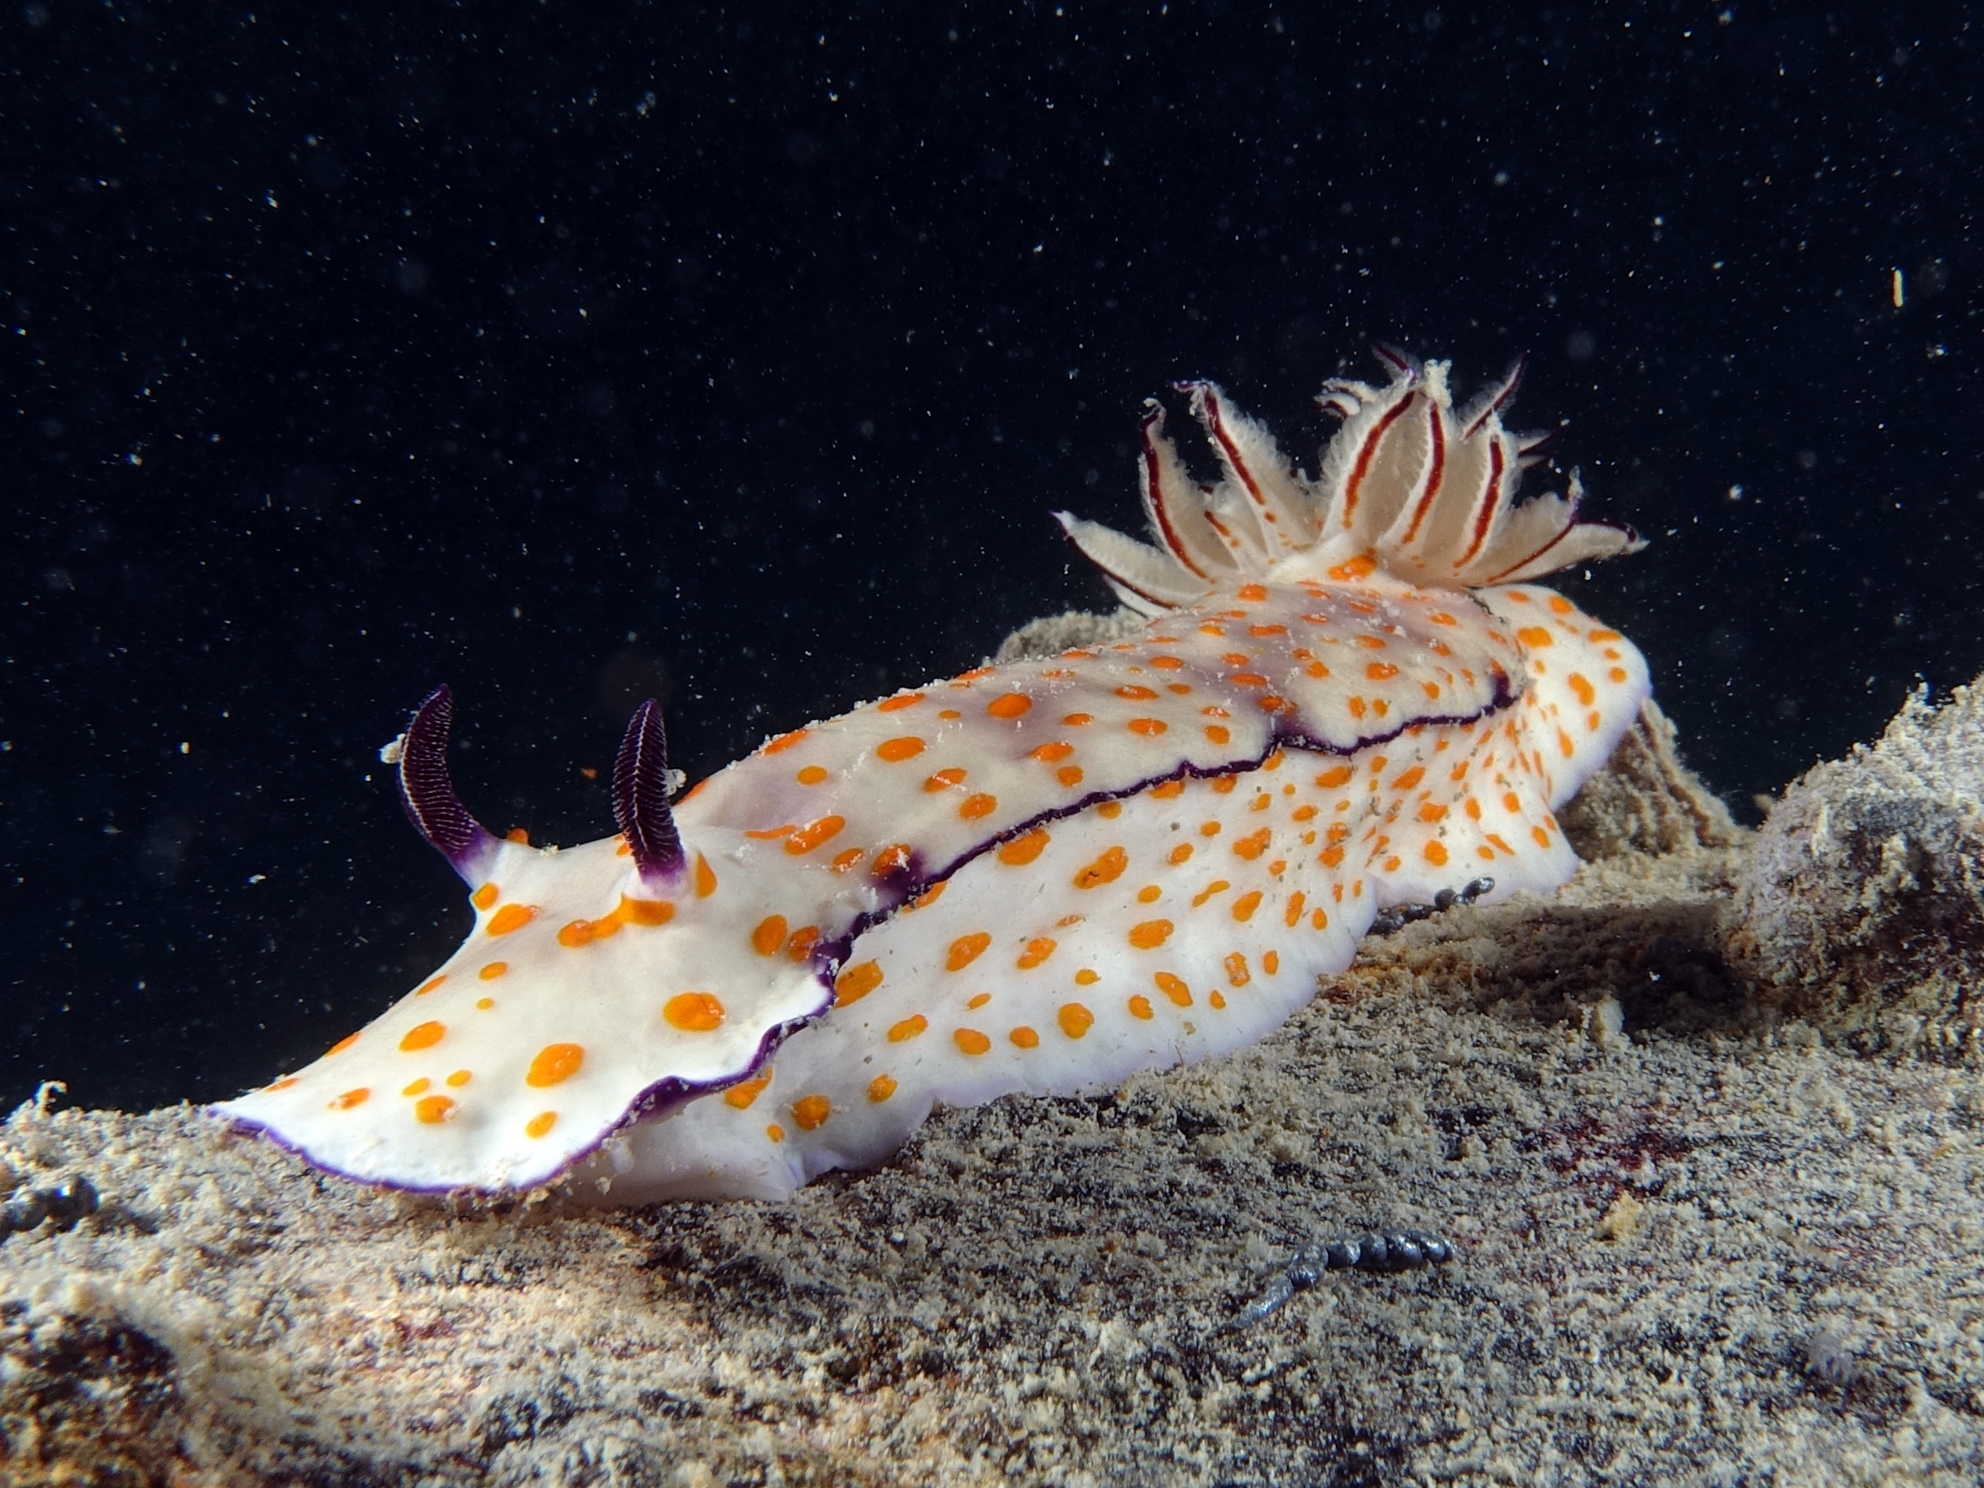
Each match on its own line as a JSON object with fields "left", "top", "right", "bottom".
{"left": 5, "top": 3, "right": 1981, "bottom": 1112}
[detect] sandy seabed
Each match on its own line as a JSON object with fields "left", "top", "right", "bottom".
{"left": 4, "top": 625, "right": 1981, "bottom": 1487}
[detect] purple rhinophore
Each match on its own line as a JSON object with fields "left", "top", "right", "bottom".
{"left": 613, "top": 698, "right": 685, "bottom": 884}
{"left": 395, "top": 685, "right": 499, "bottom": 883}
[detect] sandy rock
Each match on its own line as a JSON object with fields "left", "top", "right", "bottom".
{"left": 1730, "top": 677, "right": 1984, "bottom": 1056}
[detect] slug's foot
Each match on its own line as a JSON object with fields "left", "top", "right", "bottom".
{"left": 1369, "top": 876, "right": 1494, "bottom": 937}
{"left": 1226, "top": 1228, "right": 1455, "bottom": 1331}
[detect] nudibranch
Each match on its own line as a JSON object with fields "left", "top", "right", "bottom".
{"left": 214, "top": 346, "right": 1650, "bottom": 1202}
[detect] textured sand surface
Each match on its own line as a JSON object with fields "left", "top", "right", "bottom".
{"left": 4, "top": 674, "right": 1981, "bottom": 1486}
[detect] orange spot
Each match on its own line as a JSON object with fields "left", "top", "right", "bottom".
{"left": 471, "top": 883, "right": 500, "bottom": 911}
{"left": 664, "top": 992, "right": 726, "bottom": 1031}
{"left": 831, "top": 847, "right": 865, "bottom": 873}
{"left": 878, "top": 691, "right": 925, "bottom": 712}
{"left": 1074, "top": 968, "right": 1100, "bottom": 986}
{"left": 415, "top": 975, "right": 447, "bottom": 997}
{"left": 1229, "top": 673, "right": 1268, "bottom": 687}
{"left": 1097, "top": 800, "right": 1122, "bottom": 818}
{"left": 866, "top": 1074, "right": 898, "bottom": 1103}
{"left": 1204, "top": 724, "right": 1231, "bottom": 744}
{"left": 1151, "top": 779, "right": 1186, "bottom": 799}
{"left": 1292, "top": 804, "right": 1319, "bottom": 822}
{"left": 1192, "top": 879, "right": 1231, "bottom": 907}
{"left": 1237, "top": 583, "right": 1268, "bottom": 601}
{"left": 1056, "top": 1003, "right": 1095, "bottom": 1039}
{"left": 475, "top": 997, "right": 495, "bottom": 1010}
{"left": 1126, "top": 717, "right": 1167, "bottom": 737}
{"left": 763, "top": 728, "right": 809, "bottom": 755}
{"left": 265, "top": 1077, "right": 299, "bottom": 1092}
{"left": 835, "top": 961, "right": 884, "bottom": 1005}
{"left": 1557, "top": 728, "right": 1576, "bottom": 759}
{"left": 1533, "top": 825, "right": 1554, "bottom": 849}
{"left": 329, "top": 1087, "right": 370, "bottom": 1110}
{"left": 1231, "top": 890, "right": 1263, "bottom": 922}
{"left": 446, "top": 1069, "right": 471, "bottom": 1088}
{"left": 327, "top": 1032, "right": 361, "bottom": 1057}
{"left": 1366, "top": 661, "right": 1400, "bottom": 681}
{"left": 877, "top": 735, "right": 926, "bottom": 762}
{"left": 953, "top": 1028, "right": 992, "bottom": 1056}
{"left": 1058, "top": 765, "right": 1084, "bottom": 786}
{"left": 725, "top": 1072, "right": 772, "bottom": 1109}
{"left": 1283, "top": 892, "right": 1307, "bottom": 928}
{"left": 399, "top": 1021, "right": 445, "bottom": 1052}
{"left": 1568, "top": 673, "right": 1597, "bottom": 706}
{"left": 526, "top": 1043, "right": 584, "bottom": 1088}
{"left": 873, "top": 843, "right": 913, "bottom": 875}
{"left": 1128, "top": 919, "right": 1174, "bottom": 949}
{"left": 955, "top": 665, "right": 996, "bottom": 682}
{"left": 1232, "top": 827, "right": 1272, "bottom": 860}
{"left": 1424, "top": 840, "right": 1450, "bottom": 866}
{"left": 695, "top": 854, "right": 718, "bottom": 897}
{"left": 1211, "top": 775, "right": 1239, "bottom": 794}
{"left": 987, "top": 693, "right": 1033, "bottom": 719}
{"left": 1516, "top": 626, "right": 1554, "bottom": 649}
{"left": 1316, "top": 764, "right": 1354, "bottom": 789}
{"left": 998, "top": 829, "right": 1051, "bottom": 866}
{"left": 888, "top": 1015, "right": 930, "bottom": 1043}
{"left": 1009, "top": 1025, "right": 1041, "bottom": 1049}
{"left": 959, "top": 792, "right": 998, "bottom": 820}
{"left": 938, "top": 709, "right": 962, "bottom": 720}
{"left": 525, "top": 1112, "right": 557, "bottom": 1138}
{"left": 1419, "top": 803, "right": 1448, "bottom": 824}
{"left": 558, "top": 919, "right": 594, "bottom": 948}
{"left": 1155, "top": 972, "right": 1192, "bottom": 1007}
{"left": 487, "top": 903, "right": 535, "bottom": 936}
{"left": 766, "top": 1124, "right": 786, "bottom": 1143}
{"left": 790, "top": 1094, "right": 832, "bottom": 1130}
{"left": 925, "top": 767, "right": 967, "bottom": 792}
{"left": 414, "top": 1095, "right": 456, "bottom": 1124}
{"left": 912, "top": 881, "right": 948, "bottom": 909}
{"left": 947, "top": 931, "right": 992, "bottom": 970}
{"left": 1017, "top": 937, "right": 1057, "bottom": 969}
{"left": 1225, "top": 952, "right": 1252, "bottom": 986}
{"left": 1348, "top": 697, "right": 1368, "bottom": 719}
{"left": 1074, "top": 845, "right": 1129, "bottom": 889}
{"left": 1168, "top": 843, "right": 1195, "bottom": 865}
{"left": 402, "top": 1078, "right": 431, "bottom": 1096}
{"left": 785, "top": 925, "right": 820, "bottom": 960}
{"left": 746, "top": 823, "right": 799, "bottom": 839}
{"left": 620, "top": 897, "right": 675, "bottom": 926}
{"left": 1128, "top": 994, "right": 1155, "bottom": 1020}
{"left": 1029, "top": 740, "right": 1075, "bottom": 762}
{"left": 751, "top": 915, "right": 789, "bottom": 956}
{"left": 1391, "top": 766, "right": 1426, "bottom": 790}
{"left": 793, "top": 764, "right": 829, "bottom": 787}
{"left": 1062, "top": 712, "right": 1093, "bottom": 726}
{"left": 1200, "top": 821, "right": 1222, "bottom": 838}
{"left": 785, "top": 816, "right": 846, "bottom": 855}
{"left": 1487, "top": 832, "right": 1514, "bottom": 855}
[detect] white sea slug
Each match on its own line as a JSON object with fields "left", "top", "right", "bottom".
{"left": 213, "top": 345, "right": 1650, "bottom": 1202}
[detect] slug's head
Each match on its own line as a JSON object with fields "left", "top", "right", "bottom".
{"left": 210, "top": 690, "right": 832, "bottom": 1194}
